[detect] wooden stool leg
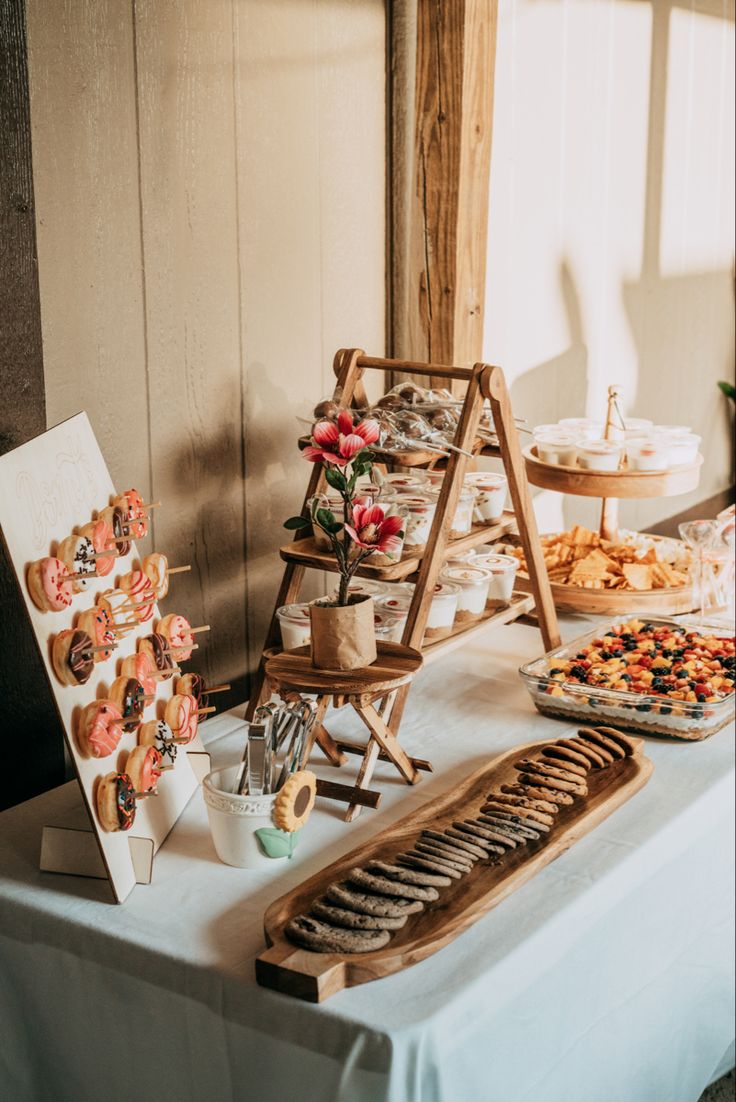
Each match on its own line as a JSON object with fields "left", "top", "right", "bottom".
{"left": 345, "top": 738, "right": 382, "bottom": 823}
{"left": 307, "top": 696, "right": 347, "bottom": 767}
{"left": 355, "top": 703, "right": 420, "bottom": 785}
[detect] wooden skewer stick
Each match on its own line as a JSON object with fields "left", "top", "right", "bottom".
{"left": 203, "top": 683, "right": 230, "bottom": 694}
{"left": 89, "top": 549, "right": 119, "bottom": 559}
{"left": 135, "top": 790, "right": 158, "bottom": 800}
{"left": 195, "top": 706, "right": 217, "bottom": 716}
{"left": 188, "top": 625, "right": 211, "bottom": 635}
{"left": 169, "top": 643, "right": 199, "bottom": 654}
{"left": 166, "top": 565, "right": 191, "bottom": 575}
{"left": 84, "top": 644, "right": 118, "bottom": 655}
{"left": 139, "top": 501, "right": 162, "bottom": 511}
{"left": 171, "top": 736, "right": 190, "bottom": 745}
{"left": 141, "top": 694, "right": 156, "bottom": 702}
{"left": 105, "top": 537, "right": 132, "bottom": 546}
{"left": 73, "top": 571, "right": 99, "bottom": 579}
{"left": 110, "top": 718, "right": 129, "bottom": 727}
{"left": 158, "top": 765, "right": 175, "bottom": 772}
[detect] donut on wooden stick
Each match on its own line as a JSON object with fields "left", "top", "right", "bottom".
{"left": 27, "top": 557, "right": 74, "bottom": 612}
{"left": 138, "top": 719, "right": 178, "bottom": 764}
{"left": 77, "top": 519, "right": 118, "bottom": 577}
{"left": 109, "top": 677, "right": 151, "bottom": 733}
{"left": 51, "top": 629, "right": 101, "bottom": 686}
{"left": 138, "top": 633, "right": 181, "bottom": 679}
{"left": 141, "top": 553, "right": 190, "bottom": 600}
{"left": 119, "top": 569, "right": 156, "bottom": 623}
{"left": 56, "top": 535, "right": 103, "bottom": 593}
{"left": 125, "top": 745, "right": 169, "bottom": 794}
{"left": 157, "top": 615, "right": 209, "bottom": 662}
{"left": 96, "top": 772, "right": 137, "bottom": 832}
{"left": 164, "top": 693, "right": 214, "bottom": 744}
{"left": 98, "top": 505, "right": 131, "bottom": 555}
{"left": 77, "top": 606, "right": 118, "bottom": 662}
{"left": 175, "top": 673, "right": 230, "bottom": 706}
{"left": 77, "top": 700, "right": 125, "bottom": 758}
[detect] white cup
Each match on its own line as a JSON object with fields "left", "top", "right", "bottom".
{"left": 203, "top": 765, "right": 288, "bottom": 869}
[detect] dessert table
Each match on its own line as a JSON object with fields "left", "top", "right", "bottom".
{"left": 0, "top": 617, "right": 733, "bottom": 1102}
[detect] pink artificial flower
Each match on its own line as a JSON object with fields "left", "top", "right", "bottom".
{"left": 344, "top": 498, "right": 404, "bottom": 555}
{"left": 303, "top": 411, "right": 380, "bottom": 466}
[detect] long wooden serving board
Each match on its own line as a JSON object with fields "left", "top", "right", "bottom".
{"left": 256, "top": 736, "right": 653, "bottom": 1001}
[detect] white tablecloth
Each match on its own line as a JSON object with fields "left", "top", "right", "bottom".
{"left": 1, "top": 618, "right": 733, "bottom": 1102}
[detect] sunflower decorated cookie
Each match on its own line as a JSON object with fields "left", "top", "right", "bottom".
{"left": 272, "top": 771, "right": 317, "bottom": 833}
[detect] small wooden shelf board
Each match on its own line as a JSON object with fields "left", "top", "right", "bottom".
{"left": 256, "top": 735, "right": 653, "bottom": 1002}
{"left": 280, "top": 513, "right": 517, "bottom": 581}
{"left": 523, "top": 446, "right": 703, "bottom": 500}
{"left": 0, "top": 413, "right": 208, "bottom": 903}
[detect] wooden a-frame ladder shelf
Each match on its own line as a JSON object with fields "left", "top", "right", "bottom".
{"left": 246, "top": 349, "right": 560, "bottom": 818}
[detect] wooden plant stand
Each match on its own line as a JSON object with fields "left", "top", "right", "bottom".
{"left": 265, "top": 642, "right": 426, "bottom": 822}
{"left": 247, "top": 350, "right": 560, "bottom": 809}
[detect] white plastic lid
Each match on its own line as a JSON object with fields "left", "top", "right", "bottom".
{"left": 440, "top": 565, "right": 491, "bottom": 586}
{"left": 276, "top": 603, "right": 311, "bottom": 622}
{"left": 464, "top": 471, "right": 507, "bottom": 487}
{"left": 653, "top": 424, "right": 692, "bottom": 436}
{"left": 623, "top": 417, "right": 654, "bottom": 431}
{"left": 473, "top": 553, "right": 519, "bottom": 574}
{"left": 377, "top": 594, "right": 413, "bottom": 614}
{"left": 578, "top": 440, "right": 623, "bottom": 455}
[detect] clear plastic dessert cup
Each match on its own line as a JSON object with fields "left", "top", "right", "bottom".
{"left": 534, "top": 431, "right": 578, "bottom": 467}
{"left": 337, "top": 579, "right": 392, "bottom": 602}
{"left": 439, "top": 565, "right": 491, "bottom": 624}
{"left": 379, "top": 471, "right": 430, "bottom": 492}
{"left": 424, "top": 469, "right": 446, "bottom": 489}
{"left": 663, "top": 433, "right": 701, "bottom": 466}
{"left": 577, "top": 440, "right": 624, "bottom": 471}
{"left": 307, "top": 492, "right": 344, "bottom": 550}
{"left": 423, "top": 582, "right": 460, "bottom": 640}
{"left": 625, "top": 437, "right": 670, "bottom": 471}
{"left": 382, "top": 493, "right": 436, "bottom": 555}
{"left": 558, "top": 418, "right": 605, "bottom": 441}
{"left": 446, "top": 488, "right": 476, "bottom": 539}
{"left": 465, "top": 472, "right": 508, "bottom": 525}
{"left": 374, "top": 610, "right": 406, "bottom": 643}
{"left": 276, "top": 603, "right": 312, "bottom": 649}
{"left": 472, "top": 553, "right": 519, "bottom": 607}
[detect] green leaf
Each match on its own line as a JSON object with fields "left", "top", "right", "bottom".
{"left": 254, "top": 827, "right": 300, "bottom": 859}
{"left": 325, "top": 467, "right": 347, "bottom": 491}
{"left": 284, "top": 515, "right": 311, "bottom": 530}
{"left": 325, "top": 521, "right": 344, "bottom": 535}
{"left": 718, "top": 380, "right": 736, "bottom": 403}
{"left": 315, "top": 507, "right": 337, "bottom": 532}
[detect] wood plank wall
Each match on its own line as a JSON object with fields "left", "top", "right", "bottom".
{"left": 25, "top": 0, "right": 386, "bottom": 704}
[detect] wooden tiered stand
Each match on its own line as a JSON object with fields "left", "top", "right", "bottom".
{"left": 247, "top": 350, "right": 560, "bottom": 817}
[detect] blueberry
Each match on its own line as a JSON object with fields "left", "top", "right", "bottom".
{"left": 692, "top": 706, "right": 704, "bottom": 720}
{"left": 549, "top": 668, "right": 564, "bottom": 676}
{"left": 662, "top": 650, "right": 672, "bottom": 658}
{"left": 659, "top": 705, "right": 672, "bottom": 716}
{"left": 605, "top": 631, "right": 617, "bottom": 637}
{"left": 625, "top": 641, "right": 638, "bottom": 651}
{"left": 620, "top": 673, "right": 632, "bottom": 682}
{"left": 636, "top": 703, "right": 652, "bottom": 712}
{"left": 599, "top": 651, "right": 611, "bottom": 660}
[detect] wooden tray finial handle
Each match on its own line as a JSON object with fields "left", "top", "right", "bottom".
{"left": 256, "top": 942, "right": 347, "bottom": 1003}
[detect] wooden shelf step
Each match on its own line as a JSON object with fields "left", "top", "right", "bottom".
{"left": 279, "top": 512, "right": 518, "bottom": 581}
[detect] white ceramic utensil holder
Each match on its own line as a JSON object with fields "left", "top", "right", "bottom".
{"left": 203, "top": 765, "right": 285, "bottom": 869}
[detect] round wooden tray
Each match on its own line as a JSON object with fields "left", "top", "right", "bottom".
{"left": 513, "top": 572, "right": 696, "bottom": 616}
{"left": 523, "top": 446, "right": 703, "bottom": 499}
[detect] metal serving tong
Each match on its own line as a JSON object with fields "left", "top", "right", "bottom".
{"left": 234, "top": 700, "right": 318, "bottom": 796}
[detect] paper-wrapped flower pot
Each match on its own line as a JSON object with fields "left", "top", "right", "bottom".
{"left": 202, "top": 766, "right": 316, "bottom": 869}
{"left": 309, "top": 595, "right": 376, "bottom": 670}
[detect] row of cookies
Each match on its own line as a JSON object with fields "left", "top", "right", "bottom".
{"left": 285, "top": 725, "right": 637, "bottom": 955}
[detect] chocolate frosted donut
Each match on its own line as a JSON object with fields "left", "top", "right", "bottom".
{"left": 51, "top": 629, "right": 94, "bottom": 686}
{"left": 99, "top": 505, "right": 131, "bottom": 557}
{"left": 96, "top": 771, "right": 136, "bottom": 832}
{"left": 139, "top": 633, "right": 174, "bottom": 678}
{"left": 109, "top": 676, "right": 146, "bottom": 732}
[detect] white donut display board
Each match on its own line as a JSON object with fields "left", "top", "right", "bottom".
{"left": 0, "top": 412, "right": 208, "bottom": 902}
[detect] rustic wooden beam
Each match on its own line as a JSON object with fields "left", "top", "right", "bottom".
{"left": 0, "top": 0, "right": 68, "bottom": 810}
{"left": 392, "top": 0, "right": 498, "bottom": 388}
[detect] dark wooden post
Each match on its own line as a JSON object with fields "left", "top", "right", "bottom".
{"left": 0, "top": 0, "right": 66, "bottom": 809}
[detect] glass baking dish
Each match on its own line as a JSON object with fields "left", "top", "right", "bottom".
{"left": 519, "top": 618, "right": 735, "bottom": 740}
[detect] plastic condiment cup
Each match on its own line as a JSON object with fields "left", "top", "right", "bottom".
{"left": 623, "top": 418, "right": 654, "bottom": 434}
{"left": 472, "top": 553, "right": 519, "bottom": 606}
{"left": 558, "top": 418, "right": 605, "bottom": 441}
{"left": 382, "top": 493, "right": 436, "bottom": 554}
{"left": 625, "top": 437, "right": 670, "bottom": 471}
{"left": 423, "top": 582, "right": 460, "bottom": 639}
{"left": 663, "top": 432, "right": 701, "bottom": 466}
{"left": 439, "top": 565, "right": 491, "bottom": 622}
{"left": 653, "top": 424, "right": 693, "bottom": 438}
{"left": 534, "top": 431, "right": 579, "bottom": 467}
{"left": 276, "top": 603, "right": 312, "bottom": 649}
{"left": 464, "top": 472, "right": 508, "bottom": 525}
{"left": 576, "top": 440, "right": 624, "bottom": 471}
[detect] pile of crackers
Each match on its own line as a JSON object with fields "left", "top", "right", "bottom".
{"left": 512, "top": 526, "right": 690, "bottom": 591}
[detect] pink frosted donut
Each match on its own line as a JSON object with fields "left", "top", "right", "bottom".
{"left": 78, "top": 519, "right": 116, "bottom": 577}
{"left": 158, "top": 614, "right": 193, "bottom": 661}
{"left": 120, "top": 570, "right": 155, "bottom": 623}
{"left": 78, "top": 700, "right": 124, "bottom": 758}
{"left": 27, "top": 557, "right": 73, "bottom": 612}
{"left": 113, "top": 488, "right": 147, "bottom": 539}
{"left": 164, "top": 693, "right": 198, "bottom": 744}
{"left": 125, "top": 745, "right": 163, "bottom": 793}
{"left": 97, "top": 588, "right": 137, "bottom": 631}
{"left": 121, "top": 651, "right": 157, "bottom": 697}
{"left": 57, "top": 535, "right": 97, "bottom": 593}
{"left": 77, "top": 606, "right": 117, "bottom": 662}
